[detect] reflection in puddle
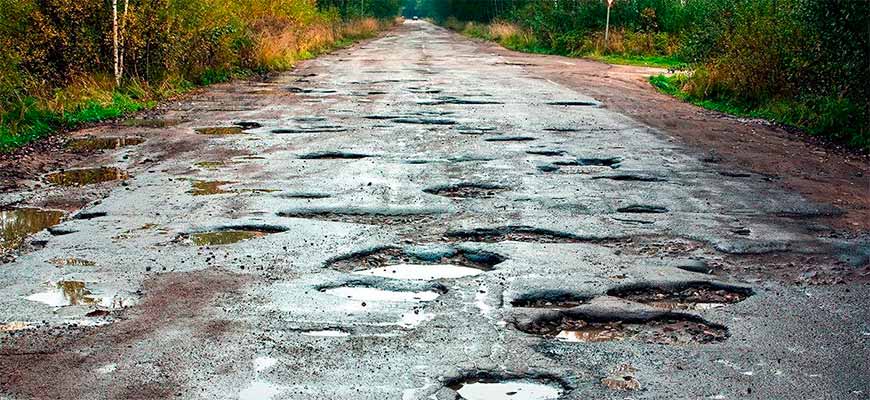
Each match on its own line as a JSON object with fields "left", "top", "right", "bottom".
{"left": 194, "top": 161, "right": 227, "bottom": 169}
{"left": 49, "top": 258, "right": 96, "bottom": 267}
{"left": 195, "top": 127, "right": 245, "bottom": 135}
{"left": 324, "top": 286, "right": 441, "bottom": 302}
{"left": 531, "top": 318, "right": 728, "bottom": 345}
{"left": 44, "top": 167, "right": 128, "bottom": 186}
{"left": 302, "top": 329, "right": 350, "bottom": 337}
{"left": 25, "top": 281, "right": 128, "bottom": 308}
{"left": 190, "top": 230, "right": 267, "bottom": 246}
{"left": 352, "top": 263, "right": 484, "bottom": 280}
{"left": 189, "top": 180, "right": 236, "bottom": 196}
{"left": 608, "top": 283, "right": 751, "bottom": 311}
{"left": 454, "top": 380, "right": 562, "bottom": 400}
{"left": 0, "top": 208, "right": 64, "bottom": 251}
{"left": 556, "top": 323, "right": 625, "bottom": 342}
{"left": 66, "top": 136, "right": 144, "bottom": 151}
{"left": 238, "top": 380, "right": 280, "bottom": 400}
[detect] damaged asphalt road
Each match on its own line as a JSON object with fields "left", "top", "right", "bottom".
{"left": 1, "top": 21, "right": 868, "bottom": 399}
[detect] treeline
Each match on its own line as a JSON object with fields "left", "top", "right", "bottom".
{"left": 0, "top": 0, "right": 402, "bottom": 150}
{"left": 409, "top": 0, "right": 869, "bottom": 149}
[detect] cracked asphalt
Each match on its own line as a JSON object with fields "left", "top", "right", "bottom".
{"left": 1, "top": 21, "right": 868, "bottom": 399}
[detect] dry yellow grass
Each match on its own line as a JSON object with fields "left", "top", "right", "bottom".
{"left": 488, "top": 21, "right": 521, "bottom": 41}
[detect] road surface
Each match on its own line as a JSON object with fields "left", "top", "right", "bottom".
{"left": 1, "top": 20, "right": 868, "bottom": 399}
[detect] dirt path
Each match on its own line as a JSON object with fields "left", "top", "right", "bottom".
{"left": 1, "top": 21, "right": 868, "bottom": 399}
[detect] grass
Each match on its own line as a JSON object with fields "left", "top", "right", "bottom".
{"left": 650, "top": 74, "right": 869, "bottom": 150}
{"left": 585, "top": 54, "right": 685, "bottom": 69}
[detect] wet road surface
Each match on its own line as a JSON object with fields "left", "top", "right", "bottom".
{"left": 1, "top": 21, "right": 868, "bottom": 399}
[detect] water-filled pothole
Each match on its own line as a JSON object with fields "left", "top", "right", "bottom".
{"left": 0, "top": 208, "right": 65, "bottom": 252}
{"left": 391, "top": 117, "right": 457, "bottom": 125}
{"left": 26, "top": 281, "right": 128, "bottom": 308}
{"left": 123, "top": 118, "right": 185, "bottom": 128}
{"left": 188, "top": 225, "right": 286, "bottom": 246}
{"left": 44, "top": 167, "right": 128, "bottom": 186}
{"left": 547, "top": 100, "right": 600, "bottom": 107}
{"left": 328, "top": 246, "right": 505, "bottom": 279}
{"left": 511, "top": 292, "right": 591, "bottom": 308}
{"left": 484, "top": 136, "right": 536, "bottom": 142}
{"left": 617, "top": 205, "right": 668, "bottom": 214}
{"left": 445, "top": 226, "right": 586, "bottom": 243}
{"left": 553, "top": 157, "right": 621, "bottom": 168}
{"left": 423, "top": 183, "right": 508, "bottom": 199}
{"left": 189, "top": 180, "right": 236, "bottom": 196}
{"left": 447, "top": 375, "right": 565, "bottom": 400}
{"left": 66, "top": 136, "right": 144, "bottom": 152}
{"left": 608, "top": 282, "right": 752, "bottom": 311}
{"left": 518, "top": 314, "right": 728, "bottom": 344}
{"left": 272, "top": 125, "right": 348, "bottom": 134}
{"left": 526, "top": 150, "right": 566, "bottom": 156}
{"left": 195, "top": 127, "right": 246, "bottom": 135}
{"left": 48, "top": 258, "right": 96, "bottom": 267}
{"left": 593, "top": 174, "right": 667, "bottom": 182}
{"left": 278, "top": 210, "right": 437, "bottom": 225}
{"left": 298, "top": 151, "right": 371, "bottom": 160}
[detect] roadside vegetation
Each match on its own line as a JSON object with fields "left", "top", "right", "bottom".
{"left": 407, "top": 0, "right": 869, "bottom": 150}
{"left": 0, "top": 0, "right": 402, "bottom": 151}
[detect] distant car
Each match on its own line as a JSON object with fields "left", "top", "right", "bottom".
{"left": 412, "top": 16, "right": 419, "bottom": 20}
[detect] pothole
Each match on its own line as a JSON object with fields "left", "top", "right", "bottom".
{"left": 44, "top": 167, "right": 129, "bottom": 186}
{"left": 187, "top": 225, "right": 286, "bottom": 246}
{"left": 276, "top": 192, "right": 332, "bottom": 199}
{"left": 617, "top": 205, "right": 669, "bottom": 214}
{"left": 320, "top": 281, "right": 446, "bottom": 302}
{"left": 328, "top": 246, "right": 505, "bottom": 280}
{"left": 547, "top": 100, "right": 600, "bottom": 107}
{"left": 301, "top": 329, "right": 350, "bottom": 337}
{"left": 423, "top": 182, "right": 508, "bottom": 199}
{"left": 511, "top": 292, "right": 591, "bottom": 308}
{"left": 66, "top": 136, "right": 144, "bottom": 151}
{"left": 272, "top": 125, "right": 348, "bottom": 134}
{"left": 543, "top": 127, "right": 580, "bottom": 133}
{"left": 445, "top": 226, "right": 586, "bottom": 243}
{"left": 601, "top": 364, "right": 640, "bottom": 391}
{"left": 298, "top": 151, "right": 371, "bottom": 160}
{"left": 122, "top": 118, "right": 185, "bottom": 128}
{"left": 48, "top": 258, "right": 96, "bottom": 267}
{"left": 278, "top": 210, "right": 437, "bottom": 225}
{"left": 526, "top": 150, "right": 566, "bottom": 156}
{"left": 391, "top": 117, "right": 457, "bottom": 125}
{"left": 0, "top": 208, "right": 65, "bottom": 252}
{"left": 189, "top": 180, "right": 236, "bottom": 196}
{"left": 484, "top": 136, "right": 535, "bottom": 142}
{"left": 607, "top": 282, "right": 752, "bottom": 311}
{"left": 195, "top": 127, "right": 246, "bottom": 135}
{"left": 25, "top": 281, "right": 131, "bottom": 308}
{"left": 447, "top": 375, "right": 565, "bottom": 400}
{"left": 593, "top": 174, "right": 667, "bottom": 182}
{"left": 518, "top": 314, "right": 728, "bottom": 344}
{"left": 553, "top": 157, "right": 621, "bottom": 168}
{"left": 418, "top": 96, "right": 503, "bottom": 105}
{"left": 234, "top": 121, "right": 262, "bottom": 129}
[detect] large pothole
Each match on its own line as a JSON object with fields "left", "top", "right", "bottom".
{"left": 423, "top": 182, "right": 508, "bottom": 199}
{"left": 517, "top": 312, "right": 728, "bottom": 344}
{"left": 445, "top": 226, "right": 588, "bottom": 243}
{"left": 298, "top": 151, "right": 371, "bottom": 160}
{"left": 327, "top": 246, "right": 505, "bottom": 280}
{"left": 607, "top": 282, "right": 752, "bottom": 311}
{"left": 186, "top": 225, "right": 287, "bottom": 246}
{"left": 44, "top": 167, "right": 129, "bottom": 186}
{"left": 446, "top": 373, "right": 566, "bottom": 400}
{"left": 1, "top": 208, "right": 65, "bottom": 253}
{"left": 66, "top": 136, "right": 145, "bottom": 152}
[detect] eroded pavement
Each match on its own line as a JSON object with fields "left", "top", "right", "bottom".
{"left": 1, "top": 21, "right": 868, "bottom": 399}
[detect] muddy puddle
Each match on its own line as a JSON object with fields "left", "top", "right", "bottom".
{"left": 66, "top": 136, "right": 144, "bottom": 151}
{"left": 423, "top": 183, "right": 507, "bottom": 199}
{"left": 608, "top": 283, "right": 751, "bottom": 311}
{"left": 0, "top": 208, "right": 65, "bottom": 252}
{"left": 123, "top": 118, "right": 185, "bottom": 128}
{"left": 44, "top": 167, "right": 128, "bottom": 186}
{"left": 446, "top": 226, "right": 586, "bottom": 243}
{"left": 329, "top": 246, "right": 504, "bottom": 279}
{"left": 26, "top": 281, "right": 128, "bottom": 308}
{"left": 449, "top": 377, "right": 564, "bottom": 400}
{"left": 189, "top": 180, "right": 236, "bottom": 196}
{"left": 195, "top": 126, "right": 246, "bottom": 135}
{"left": 553, "top": 157, "right": 621, "bottom": 168}
{"left": 511, "top": 293, "right": 590, "bottom": 308}
{"left": 520, "top": 315, "right": 728, "bottom": 344}
{"left": 190, "top": 230, "right": 266, "bottom": 246}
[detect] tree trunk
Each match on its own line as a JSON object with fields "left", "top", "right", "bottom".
{"left": 112, "top": 0, "right": 119, "bottom": 86}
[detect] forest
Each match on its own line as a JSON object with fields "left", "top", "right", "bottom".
{"left": 406, "top": 0, "right": 869, "bottom": 149}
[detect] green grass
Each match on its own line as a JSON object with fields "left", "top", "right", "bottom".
{"left": 650, "top": 74, "right": 869, "bottom": 150}
{"left": 586, "top": 54, "right": 686, "bottom": 69}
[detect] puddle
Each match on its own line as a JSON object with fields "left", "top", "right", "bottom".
{"left": 449, "top": 378, "right": 563, "bottom": 400}
{"left": 278, "top": 210, "right": 437, "bottom": 225}
{"left": 617, "top": 205, "right": 669, "bottom": 214}
{"left": 329, "top": 246, "right": 504, "bottom": 277}
{"left": 195, "top": 127, "right": 245, "bottom": 135}
{"left": 418, "top": 96, "right": 503, "bottom": 105}
{"left": 194, "top": 161, "right": 227, "bottom": 169}
{"left": 48, "top": 258, "right": 96, "bottom": 267}
{"left": 484, "top": 136, "right": 535, "bottom": 142}
{"left": 26, "top": 281, "right": 127, "bottom": 308}
{"left": 423, "top": 182, "right": 507, "bottom": 199}
{"left": 66, "top": 136, "right": 144, "bottom": 151}
{"left": 547, "top": 100, "right": 600, "bottom": 107}
{"left": 553, "top": 157, "right": 621, "bottom": 168}
{"left": 354, "top": 263, "right": 485, "bottom": 280}
{"left": 122, "top": 118, "right": 184, "bottom": 128}
{"left": 520, "top": 315, "right": 728, "bottom": 345}
{"left": 446, "top": 226, "right": 585, "bottom": 243}
{"left": 0, "top": 208, "right": 65, "bottom": 251}
{"left": 302, "top": 329, "right": 350, "bottom": 337}
{"left": 0, "top": 321, "right": 31, "bottom": 332}
{"left": 323, "top": 286, "right": 442, "bottom": 301}
{"left": 298, "top": 151, "right": 371, "bottom": 160}
{"left": 593, "top": 174, "right": 667, "bottom": 182}
{"left": 512, "top": 292, "right": 590, "bottom": 308}
{"left": 44, "top": 167, "right": 129, "bottom": 186}
{"left": 272, "top": 125, "right": 348, "bottom": 134}
{"left": 608, "top": 283, "right": 751, "bottom": 311}
{"left": 189, "top": 180, "right": 236, "bottom": 196}
{"left": 543, "top": 127, "right": 580, "bottom": 133}
{"left": 392, "top": 117, "right": 457, "bottom": 125}
{"left": 234, "top": 121, "right": 262, "bottom": 129}
{"left": 276, "top": 192, "right": 332, "bottom": 199}
{"left": 189, "top": 230, "right": 267, "bottom": 246}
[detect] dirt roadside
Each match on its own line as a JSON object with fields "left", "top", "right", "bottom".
{"left": 462, "top": 35, "right": 870, "bottom": 232}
